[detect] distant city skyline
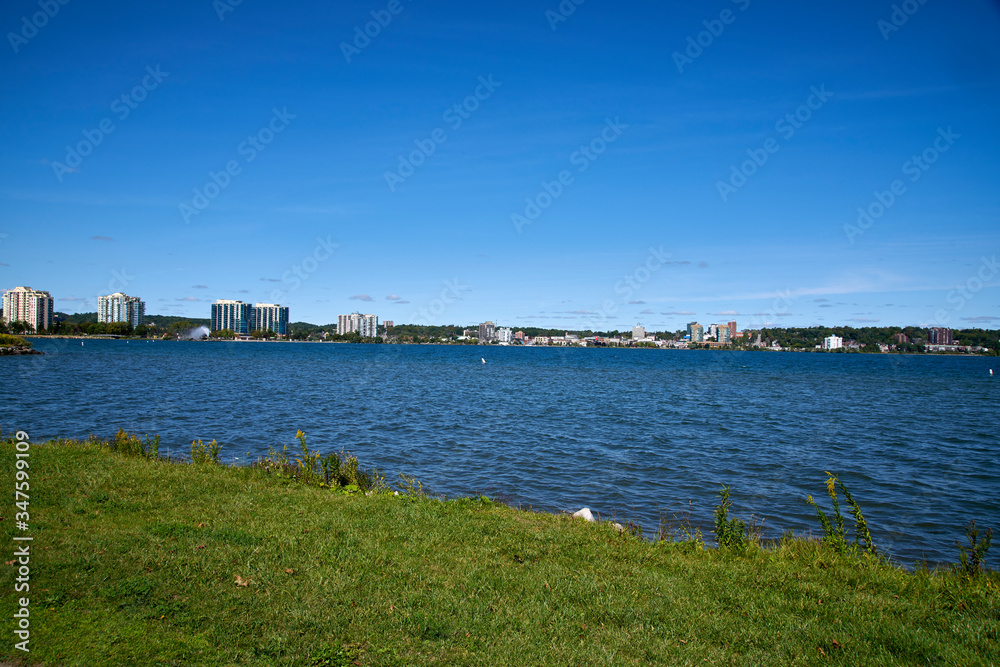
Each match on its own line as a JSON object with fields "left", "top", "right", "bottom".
{"left": 1, "top": 2, "right": 998, "bottom": 331}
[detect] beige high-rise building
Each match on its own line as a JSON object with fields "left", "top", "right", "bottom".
{"left": 3, "top": 286, "right": 54, "bottom": 332}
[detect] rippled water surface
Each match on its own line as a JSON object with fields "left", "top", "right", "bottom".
{"left": 3, "top": 339, "right": 998, "bottom": 563}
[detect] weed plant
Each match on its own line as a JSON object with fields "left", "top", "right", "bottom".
{"left": 955, "top": 520, "right": 993, "bottom": 576}
{"left": 255, "top": 430, "right": 386, "bottom": 493}
{"left": 190, "top": 438, "right": 221, "bottom": 464}
{"left": 806, "top": 471, "right": 878, "bottom": 557}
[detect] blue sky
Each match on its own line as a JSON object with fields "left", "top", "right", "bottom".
{"left": 1, "top": 0, "right": 998, "bottom": 331}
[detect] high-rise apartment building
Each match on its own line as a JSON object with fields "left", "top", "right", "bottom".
{"left": 479, "top": 321, "right": 495, "bottom": 343}
{"left": 928, "top": 327, "right": 953, "bottom": 345}
{"left": 338, "top": 312, "right": 378, "bottom": 337}
{"left": 632, "top": 324, "right": 645, "bottom": 340}
{"left": 718, "top": 327, "right": 731, "bottom": 343}
{"left": 686, "top": 321, "right": 698, "bottom": 338}
{"left": 690, "top": 323, "right": 704, "bottom": 342}
{"left": 251, "top": 303, "right": 289, "bottom": 335}
{"left": 823, "top": 335, "right": 843, "bottom": 350}
{"left": 497, "top": 327, "right": 513, "bottom": 344}
{"left": 211, "top": 300, "right": 289, "bottom": 336}
{"left": 728, "top": 321, "right": 737, "bottom": 338}
{"left": 211, "top": 300, "right": 251, "bottom": 334}
{"left": 98, "top": 292, "right": 145, "bottom": 328}
{"left": 2, "top": 286, "right": 53, "bottom": 332}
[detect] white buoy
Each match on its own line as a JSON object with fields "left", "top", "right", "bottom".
{"left": 991, "top": 369, "right": 994, "bottom": 376}
{"left": 481, "top": 358, "right": 486, "bottom": 364}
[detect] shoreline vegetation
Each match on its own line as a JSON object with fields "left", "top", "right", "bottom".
{"left": 6, "top": 312, "right": 997, "bottom": 355}
{"left": 0, "top": 333, "right": 42, "bottom": 355}
{"left": 2, "top": 432, "right": 996, "bottom": 665}
{"left": 18, "top": 333, "right": 1000, "bottom": 357}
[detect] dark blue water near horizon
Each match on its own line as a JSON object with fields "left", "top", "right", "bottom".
{"left": 3, "top": 339, "right": 998, "bottom": 564}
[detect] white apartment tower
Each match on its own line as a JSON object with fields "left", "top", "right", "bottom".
{"left": 98, "top": 292, "right": 145, "bottom": 328}
{"left": 823, "top": 335, "right": 843, "bottom": 350}
{"left": 337, "top": 312, "right": 379, "bottom": 338}
{"left": 2, "top": 286, "right": 54, "bottom": 332}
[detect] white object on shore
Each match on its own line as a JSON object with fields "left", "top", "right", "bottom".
{"left": 572, "top": 508, "right": 595, "bottom": 522}
{"left": 612, "top": 522, "right": 626, "bottom": 533}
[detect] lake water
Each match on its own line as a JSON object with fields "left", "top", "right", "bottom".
{"left": 3, "top": 339, "right": 998, "bottom": 564}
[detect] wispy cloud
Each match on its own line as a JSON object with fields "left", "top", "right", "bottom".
{"left": 260, "top": 278, "right": 280, "bottom": 283}
{"left": 848, "top": 317, "right": 879, "bottom": 323}
{"left": 393, "top": 300, "right": 410, "bottom": 305}
{"left": 350, "top": 294, "right": 374, "bottom": 302}
{"left": 91, "top": 235, "right": 113, "bottom": 242}
{"left": 177, "top": 296, "right": 200, "bottom": 302}
{"left": 386, "top": 294, "right": 402, "bottom": 301}
{"left": 661, "top": 310, "right": 695, "bottom": 316}
{"left": 961, "top": 315, "right": 998, "bottom": 323}
{"left": 628, "top": 300, "right": 646, "bottom": 304}
{"left": 192, "top": 284, "right": 209, "bottom": 289}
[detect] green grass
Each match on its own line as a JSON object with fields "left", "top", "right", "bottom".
{"left": 2, "top": 438, "right": 997, "bottom": 666}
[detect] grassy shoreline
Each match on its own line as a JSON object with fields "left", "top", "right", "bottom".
{"left": 2, "top": 436, "right": 997, "bottom": 665}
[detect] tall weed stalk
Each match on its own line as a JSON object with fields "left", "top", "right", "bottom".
{"left": 807, "top": 472, "right": 877, "bottom": 557}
